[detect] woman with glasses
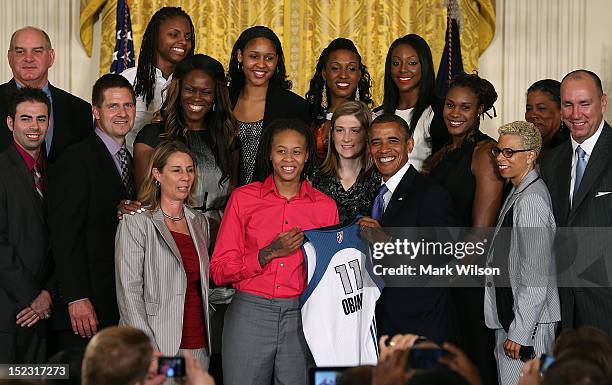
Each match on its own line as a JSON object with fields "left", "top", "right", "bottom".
{"left": 486, "top": 121, "right": 560, "bottom": 385}
{"left": 424, "top": 72, "right": 504, "bottom": 385}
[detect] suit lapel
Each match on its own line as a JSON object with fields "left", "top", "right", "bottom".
{"left": 569, "top": 124, "right": 612, "bottom": 223}
{"left": 185, "top": 209, "right": 209, "bottom": 278}
{"left": 91, "top": 134, "right": 127, "bottom": 197}
{"left": 382, "top": 165, "right": 416, "bottom": 225}
{"left": 150, "top": 209, "right": 184, "bottom": 265}
{"left": 6, "top": 146, "right": 45, "bottom": 221}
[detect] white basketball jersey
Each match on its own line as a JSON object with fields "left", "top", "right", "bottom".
{"left": 301, "top": 221, "right": 384, "bottom": 366}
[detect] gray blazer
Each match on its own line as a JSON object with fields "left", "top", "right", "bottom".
{"left": 485, "top": 169, "right": 561, "bottom": 345}
{"left": 115, "top": 206, "right": 211, "bottom": 354}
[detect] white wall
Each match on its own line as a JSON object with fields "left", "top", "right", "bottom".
{"left": 479, "top": 0, "right": 612, "bottom": 138}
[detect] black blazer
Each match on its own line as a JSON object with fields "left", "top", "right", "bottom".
{"left": 0, "top": 79, "right": 93, "bottom": 163}
{"left": 375, "top": 165, "right": 456, "bottom": 343}
{"left": 48, "top": 134, "right": 129, "bottom": 330}
{"left": 540, "top": 121, "right": 612, "bottom": 335}
{"left": 231, "top": 86, "right": 310, "bottom": 130}
{"left": 0, "top": 146, "right": 52, "bottom": 332}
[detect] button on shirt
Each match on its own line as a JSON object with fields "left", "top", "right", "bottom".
{"left": 211, "top": 175, "right": 339, "bottom": 298}
{"left": 569, "top": 120, "right": 604, "bottom": 205}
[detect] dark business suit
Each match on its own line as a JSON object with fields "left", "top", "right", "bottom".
{"left": 375, "top": 165, "right": 456, "bottom": 343}
{"left": 0, "top": 79, "right": 93, "bottom": 163}
{"left": 540, "top": 121, "right": 612, "bottom": 336}
{"left": 0, "top": 145, "right": 52, "bottom": 362}
{"left": 48, "top": 133, "right": 129, "bottom": 349}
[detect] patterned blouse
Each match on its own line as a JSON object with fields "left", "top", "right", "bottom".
{"left": 311, "top": 168, "right": 381, "bottom": 224}
{"left": 238, "top": 119, "right": 264, "bottom": 186}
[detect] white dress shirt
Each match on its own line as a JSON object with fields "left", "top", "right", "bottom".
{"left": 381, "top": 160, "right": 411, "bottom": 213}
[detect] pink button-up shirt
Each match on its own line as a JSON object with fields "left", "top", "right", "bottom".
{"left": 211, "top": 175, "right": 339, "bottom": 298}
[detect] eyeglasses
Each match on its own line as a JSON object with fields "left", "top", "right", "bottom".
{"left": 491, "top": 147, "right": 534, "bottom": 158}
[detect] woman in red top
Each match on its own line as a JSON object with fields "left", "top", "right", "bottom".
{"left": 115, "top": 140, "right": 211, "bottom": 369}
{"left": 211, "top": 119, "right": 339, "bottom": 385}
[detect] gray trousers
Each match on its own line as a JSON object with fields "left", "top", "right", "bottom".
{"left": 222, "top": 291, "right": 310, "bottom": 385}
{"left": 493, "top": 323, "right": 557, "bottom": 385}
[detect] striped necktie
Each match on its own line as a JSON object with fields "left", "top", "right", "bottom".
{"left": 33, "top": 164, "right": 44, "bottom": 200}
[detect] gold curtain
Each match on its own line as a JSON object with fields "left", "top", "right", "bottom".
{"left": 80, "top": 0, "right": 495, "bottom": 105}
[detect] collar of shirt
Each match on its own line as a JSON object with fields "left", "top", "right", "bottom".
{"left": 13, "top": 141, "right": 44, "bottom": 171}
{"left": 260, "top": 174, "right": 316, "bottom": 202}
{"left": 571, "top": 119, "right": 605, "bottom": 157}
{"left": 382, "top": 160, "right": 411, "bottom": 196}
{"left": 15, "top": 80, "right": 52, "bottom": 101}
{"left": 95, "top": 126, "right": 124, "bottom": 157}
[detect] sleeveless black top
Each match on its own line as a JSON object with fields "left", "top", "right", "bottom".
{"left": 429, "top": 131, "right": 494, "bottom": 227}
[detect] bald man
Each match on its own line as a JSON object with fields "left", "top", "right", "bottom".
{"left": 540, "top": 69, "right": 611, "bottom": 336}
{"left": 0, "top": 26, "right": 92, "bottom": 162}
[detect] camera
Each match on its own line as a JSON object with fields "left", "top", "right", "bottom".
{"left": 158, "top": 356, "right": 186, "bottom": 378}
{"left": 406, "top": 338, "right": 449, "bottom": 370}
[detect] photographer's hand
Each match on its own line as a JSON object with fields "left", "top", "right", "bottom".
{"left": 440, "top": 342, "right": 482, "bottom": 385}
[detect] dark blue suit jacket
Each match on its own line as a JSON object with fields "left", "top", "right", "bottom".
{"left": 375, "top": 165, "right": 456, "bottom": 343}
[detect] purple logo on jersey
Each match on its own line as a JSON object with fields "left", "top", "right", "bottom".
{"left": 337, "top": 231, "right": 344, "bottom": 243}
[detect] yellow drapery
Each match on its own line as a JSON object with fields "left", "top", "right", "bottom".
{"left": 80, "top": 0, "right": 495, "bottom": 104}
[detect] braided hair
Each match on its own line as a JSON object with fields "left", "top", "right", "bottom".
{"left": 305, "top": 38, "right": 373, "bottom": 121}
{"left": 228, "top": 26, "right": 291, "bottom": 99}
{"left": 381, "top": 34, "right": 436, "bottom": 135}
{"left": 447, "top": 72, "right": 498, "bottom": 132}
{"left": 424, "top": 73, "right": 497, "bottom": 173}
{"left": 133, "top": 7, "right": 195, "bottom": 108}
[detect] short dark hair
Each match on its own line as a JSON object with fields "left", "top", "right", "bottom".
{"left": 370, "top": 113, "right": 412, "bottom": 138}
{"left": 82, "top": 326, "right": 152, "bottom": 385}
{"left": 92, "top": 74, "right": 135, "bottom": 107}
{"left": 562, "top": 69, "right": 604, "bottom": 96}
{"left": 8, "top": 87, "right": 50, "bottom": 119}
{"left": 527, "top": 79, "right": 561, "bottom": 108}
{"left": 254, "top": 118, "right": 316, "bottom": 182}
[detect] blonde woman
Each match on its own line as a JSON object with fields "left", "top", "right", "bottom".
{"left": 485, "top": 121, "right": 560, "bottom": 385}
{"left": 115, "top": 140, "right": 211, "bottom": 369}
{"left": 310, "top": 101, "right": 380, "bottom": 223}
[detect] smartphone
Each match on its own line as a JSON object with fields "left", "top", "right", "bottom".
{"left": 409, "top": 347, "right": 447, "bottom": 369}
{"left": 539, "top": 354, "right": 555, "bottom": 375}
{"left": 519, "top": 345, "right": 536, "bottom": 362}
{"left": 158, "top": 356, "right": 186, "bottom": 378}
{"left": 309, "top": 367, "right": 350, "bottom": 385}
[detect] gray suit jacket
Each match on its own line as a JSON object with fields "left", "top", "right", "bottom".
{"left": 485, "top": 170, "right": 560, "bottom": 345}
{"left": 115, "top": 207, "right": 211, "bottom": 354}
